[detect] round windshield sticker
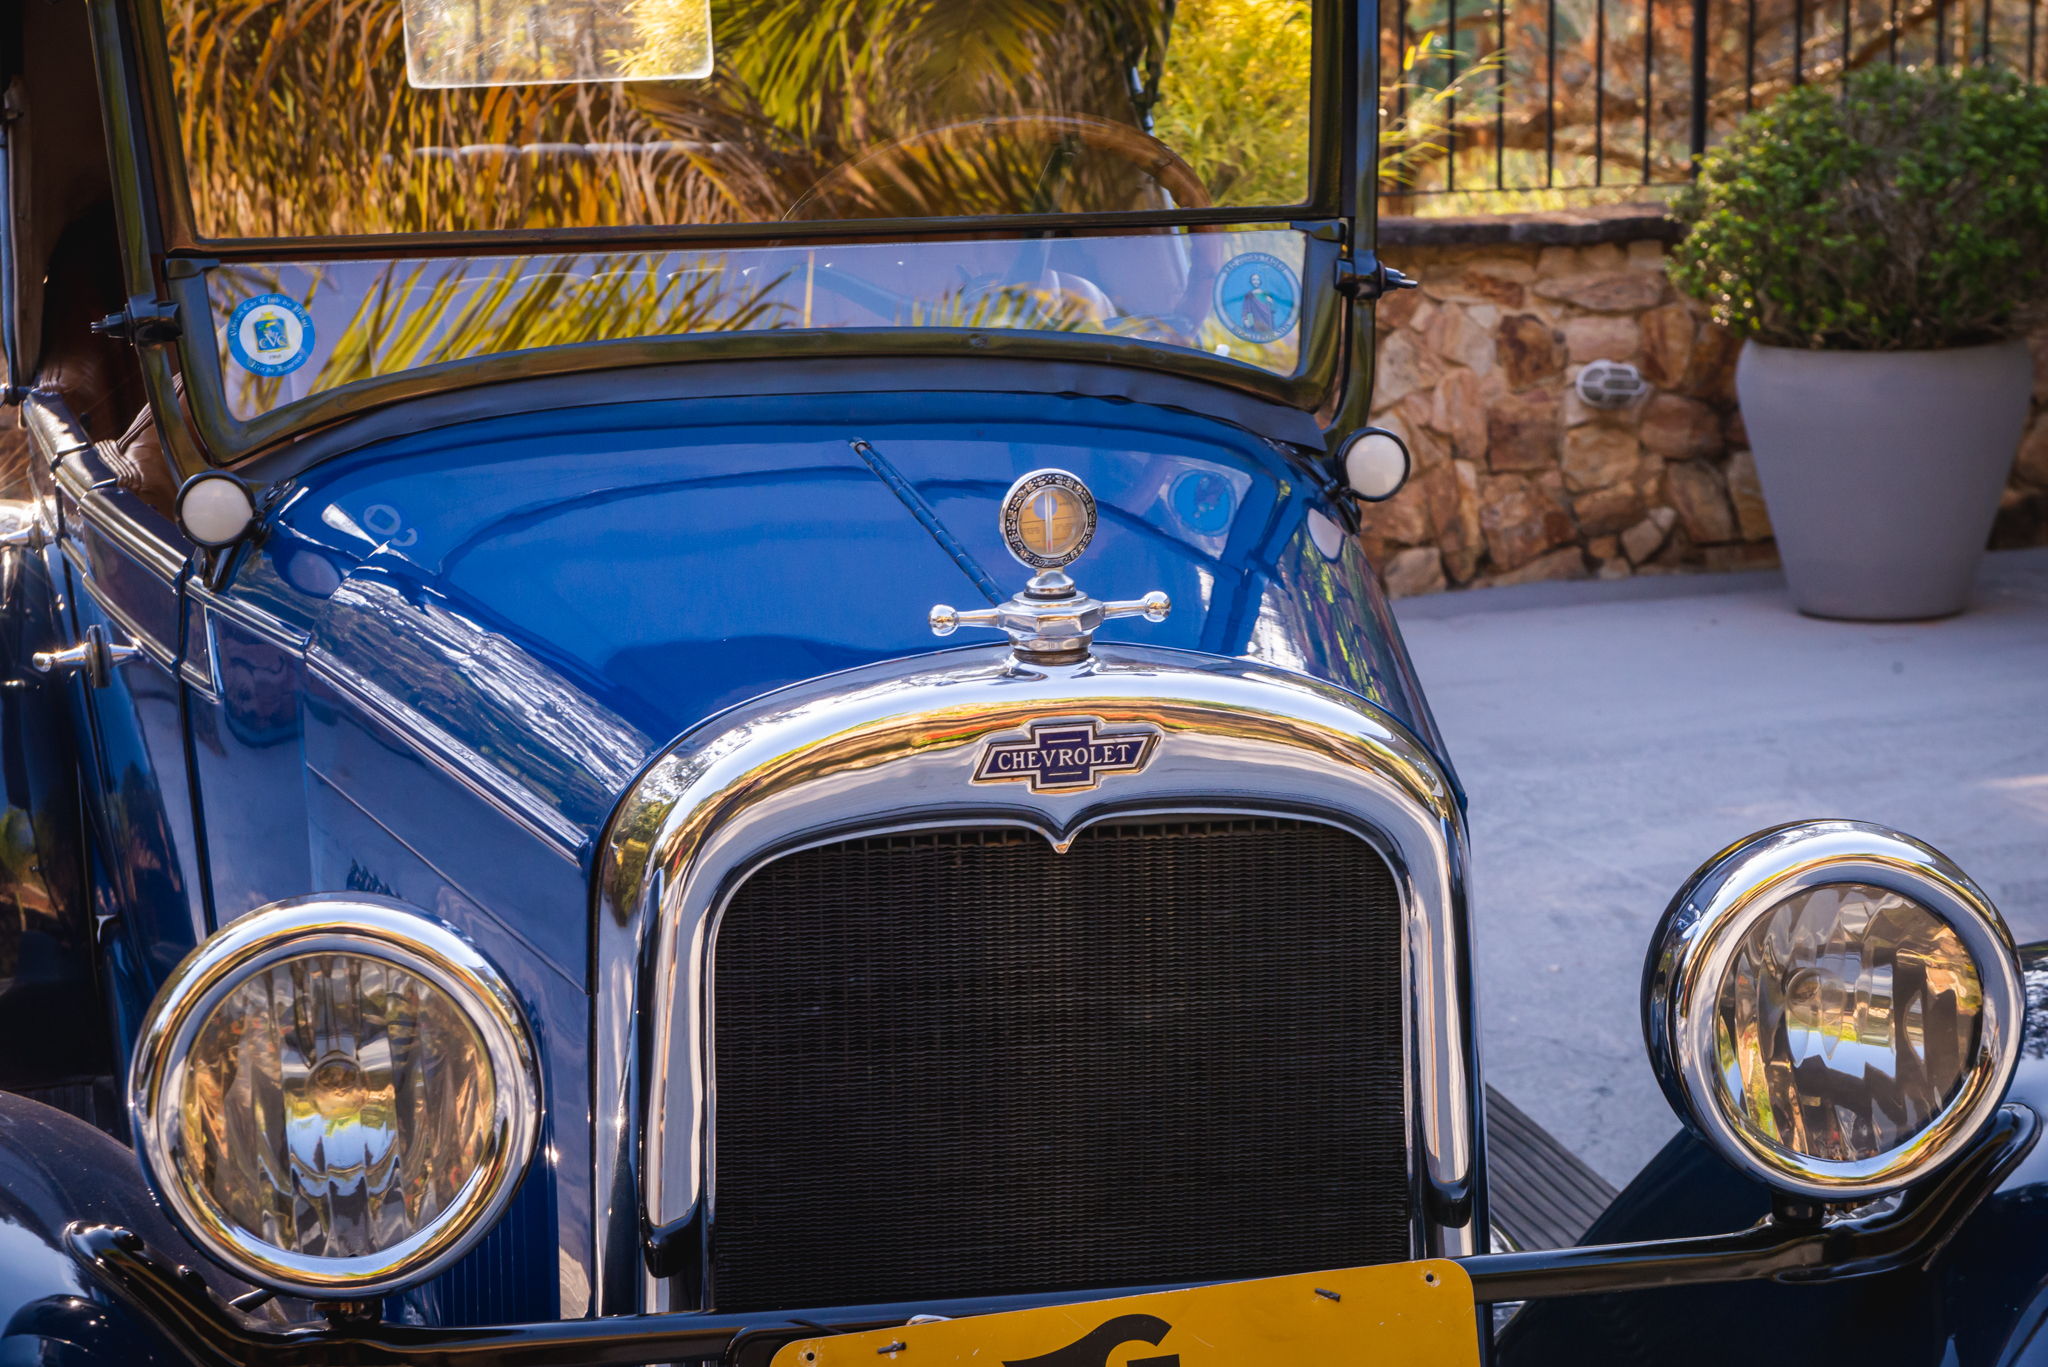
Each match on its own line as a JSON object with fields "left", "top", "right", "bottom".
{"left": 1170, "top": 469, "right": 1237, "bottom": 536}
{"left": 1214, "top": 253, "right": 1300, "bottom": 344}
{"left": 227, "top": 294, "right": 315, "bottom": 377}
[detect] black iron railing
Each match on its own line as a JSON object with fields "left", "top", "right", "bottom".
{"left": 1380, "top": 0, "right": 2043, "bottom": 199}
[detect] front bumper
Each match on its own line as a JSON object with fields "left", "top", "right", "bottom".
{"left": 61, "top": 1105, "right": 2036, "bottom": 1367}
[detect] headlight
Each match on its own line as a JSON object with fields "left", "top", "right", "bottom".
{"left": 128, "top": 896, "right": 540, "bottom": 1297}
{"left": 1643, "top": 820, "right": 2022, "bottom": 1200}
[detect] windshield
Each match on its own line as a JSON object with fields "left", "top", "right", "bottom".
{"left": 205, "top": 227, "right": 1311, "bottom": 420}
{"left": 157, "top": 0, "right": 1316, "bottom": 240}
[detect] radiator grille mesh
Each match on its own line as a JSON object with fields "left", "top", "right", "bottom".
{"left": 708, "top": 817, "right": 1410, "bottom": 1311}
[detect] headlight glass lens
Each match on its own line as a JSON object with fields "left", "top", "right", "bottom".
{"left": 1714, "top": 882, "right": 1983, "bottom": 1163}
{"left": 178, "top": 952, "right": 494, "bottom": 1259}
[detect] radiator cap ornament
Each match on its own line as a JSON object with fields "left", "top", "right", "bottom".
{"left": 1001, "top": 469, "right": 1097, "bottom": 569}
{"left": 931, "top": 468, "right": 1170, "bottom": 662}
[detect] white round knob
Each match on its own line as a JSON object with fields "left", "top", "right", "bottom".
{"left": 178, "top": 473, "right": 257, "bottom": 547}
{"left": 1138, "top": 590, "right": 1170, "bottom": 622}
{"left": 930, "top": 605, "right": 960, "bottom": 637}
{"left": 1342, "top": 432, "right": 1409, "bottom": 502}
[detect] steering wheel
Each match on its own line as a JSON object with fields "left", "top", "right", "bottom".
{"left": 782, "top": 113, "right": 1224, "bottom": 331}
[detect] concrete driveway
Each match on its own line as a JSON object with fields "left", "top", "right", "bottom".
{"left": 1395, "top": 547, "right": 2048, "bottom": 1188}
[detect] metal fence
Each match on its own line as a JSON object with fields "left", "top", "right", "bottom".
{"left": 1379, "top": 0, "right": 2043, "bottom": 198}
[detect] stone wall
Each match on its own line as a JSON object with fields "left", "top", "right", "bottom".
{"left": 1359, "top": 216, "right": 2048, "bottom": 597}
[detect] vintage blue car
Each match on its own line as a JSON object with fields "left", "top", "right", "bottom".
{"left": 0, "top": 0, "right": 2043, "bottom": 1360}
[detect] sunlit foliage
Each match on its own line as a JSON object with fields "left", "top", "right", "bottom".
{"left": 159, "top": 0, "right": 1315, "bottom": 237}
{"left": 1670, "top": 67, "right": 2048, "bottom": 348}
{"left": 1151, "top": 0, "right": 1312, "bottom": 205}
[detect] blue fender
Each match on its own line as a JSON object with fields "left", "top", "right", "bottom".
{"left": 0, "top": 540, "right": 108, "bottom": 1095}
{"left": 1500, "top": 951, "right": 2048, "bottom": 1366}
{"left": 0, "top": 1092, "right": 258, "bottom": 1365}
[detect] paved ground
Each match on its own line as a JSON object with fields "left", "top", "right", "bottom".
{"left": 1395, "top": 547, "right": 2048, "bottom": 1189}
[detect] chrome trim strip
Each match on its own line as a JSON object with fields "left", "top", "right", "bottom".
{"left": 307, "top": 646, "right": 591, "bottom": 856}
{"left": 1643, "top": 819, "right": 2025, "bottom": 1201}
{"left": 67, "top": 556, "right": 175, "bottom": 671}
{"left": 126, "top": 894, "right": 543, "bottom": 1297}
{"left": 39, "top": 413, "right": 305, "bottom": 692}
{"left": 593, "top": 644, "right": 1478, "bottom": 1310}
{"left": 188, "top": 581, "right": 311, "bottom": 651}
{"left": 180, "top": 587, "right": 306, "bottom": 702}
{"left": 179, "top": 649, "right": 220, "bottom": 699}
{"left": 51, "top": 452, "right": 190, "bottom": 583}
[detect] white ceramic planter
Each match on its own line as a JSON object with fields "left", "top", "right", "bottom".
{"left": 1736, "top": 339, "right": 2033, "bottom": 620}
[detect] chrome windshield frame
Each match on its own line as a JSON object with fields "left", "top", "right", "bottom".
{"left": 591, "top": 642, "right": 1481, "bottom": 1314}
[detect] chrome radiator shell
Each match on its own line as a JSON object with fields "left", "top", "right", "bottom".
{"left": 592, "top": 643, "right": 1477, "bottom": 1311}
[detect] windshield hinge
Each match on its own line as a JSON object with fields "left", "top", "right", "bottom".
{"left": 1335, "top": 253, "right": 1420, "bottom": 302}
{"left": 91, "top": 298, "right": 181, "bottom": 346}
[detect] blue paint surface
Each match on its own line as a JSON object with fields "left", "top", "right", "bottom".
{"left": 283, "top": 389, "right": 1436, "bottom": 812}
{"left": 30, "top": 382, "right": 1451, "bottom": 1330}
{"left": 248, "top": 385, "right": 1444, "bottom": 1322}
{"left": 20, "top": 374, "right": 2048, "bottom": 1352}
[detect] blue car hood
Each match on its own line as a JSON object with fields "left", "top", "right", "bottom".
{"left": 264, "top": 388, "right": 1437, "bottom": 849}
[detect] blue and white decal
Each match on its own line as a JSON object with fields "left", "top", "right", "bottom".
{"left": 973, "top": 718, "right": 1159, "bottom": 793}
{"left": 226, "top": 293, "right": 316, "bottom": 377}
{"left": 1169, "top": 467, "right": 1238, "bottom": 538}
{"left": 1213, "top": 252, "right": 1300, "bottom": 344}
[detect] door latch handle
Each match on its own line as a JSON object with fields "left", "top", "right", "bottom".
{"left": 33, "top": 625, "right": 140, "bottom": 689}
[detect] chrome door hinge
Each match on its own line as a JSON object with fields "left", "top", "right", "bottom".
{"left": 1335, "top": 253, "right": 1420, "bottom": 302}
{"left": 33, "top": 624, "right": 140, "bottom": 689}
{"left": 91, "top": 299, "right": 181, "bottom": 345}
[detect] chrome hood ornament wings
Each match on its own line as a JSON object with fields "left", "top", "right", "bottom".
{"left": 929, "top": 468, "right": 1169, "bottom": 662}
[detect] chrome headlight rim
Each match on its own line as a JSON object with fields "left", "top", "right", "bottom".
{"left": 126, "top": 894, "right": 541, "bottom": 1298}
{"left": 1644, "top": 820, "right": 2022, "bottom": 1201}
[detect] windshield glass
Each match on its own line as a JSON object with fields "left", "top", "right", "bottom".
{"left": 158, "top": 0, "right": 1315, "bottom": 239}
{"left": 205, "top": 227, "right": 1310, "bottom": 419}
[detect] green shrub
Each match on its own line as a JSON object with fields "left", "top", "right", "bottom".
{"left": 1670, "top": 67, "right": 2048, "bottom": 350}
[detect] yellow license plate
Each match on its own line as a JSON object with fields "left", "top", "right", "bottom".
{"left": 770, "top": 1260, "right": 1478, "bottom": 1367}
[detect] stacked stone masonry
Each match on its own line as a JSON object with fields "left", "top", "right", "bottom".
{"left": 1360, "top": 232, "right": 2048, "bottom": 597}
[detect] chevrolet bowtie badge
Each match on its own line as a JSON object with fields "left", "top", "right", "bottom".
{"left": 930, "top": 468, "right": 1170, "bottom": 662}
{"left": 973, "top": 717, "right": 1159, "bottom": 792}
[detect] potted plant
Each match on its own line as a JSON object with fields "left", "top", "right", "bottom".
{"left": 1671, "top": 68, "right": 2048, "bottom": 620}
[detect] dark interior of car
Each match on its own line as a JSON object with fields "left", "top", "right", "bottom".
{"left": 4, "top": 0, "right": 174, "bottom": 511}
